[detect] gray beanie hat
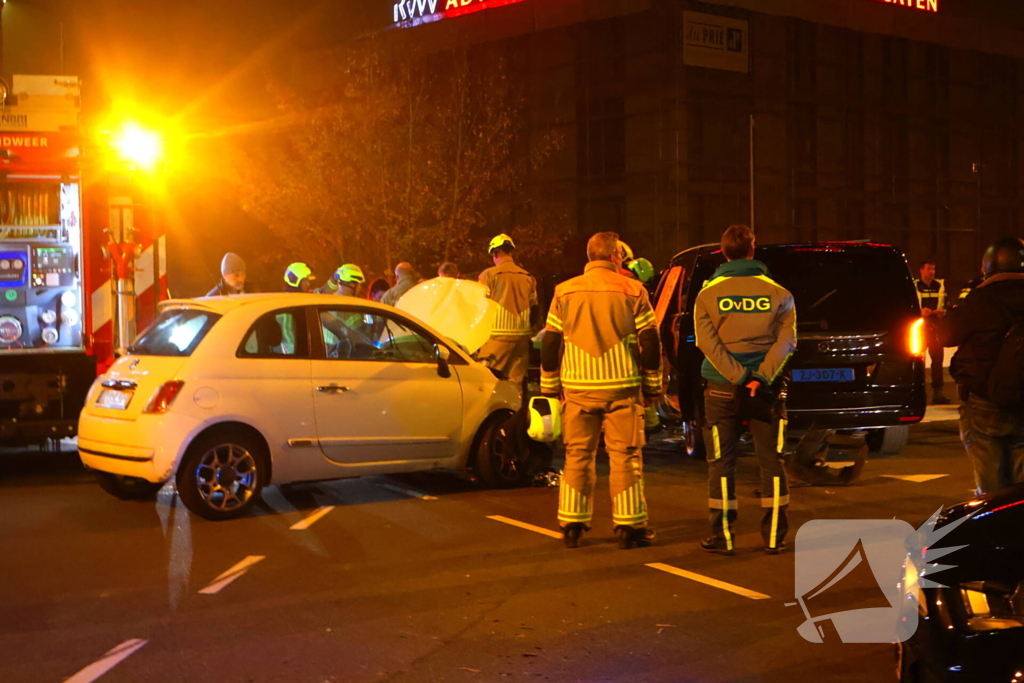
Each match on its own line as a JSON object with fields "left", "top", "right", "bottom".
{"left": 221, "top": 252, "right": 245, "bottom": 275}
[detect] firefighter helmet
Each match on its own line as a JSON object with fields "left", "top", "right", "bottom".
{"left": 336, "top": 264, "right": 365, "bottom": 284}
{"left": 488, "top": 234, "right": 516, "bottom": 254}
{"left": 618, "top": 241, "right": 634, "bottom": 262}
{"left": 284, "top": 262, "right": 313, "bottom": 288}
{"left": 527, "top": 396, "right": 562, "bottom": 443}
{"left": 628, "top": 257, "right": 655, "bottom": 283}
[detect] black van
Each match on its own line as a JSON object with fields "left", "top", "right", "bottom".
{"left": 653, "top": 242, "right": 927, "bottom": 456}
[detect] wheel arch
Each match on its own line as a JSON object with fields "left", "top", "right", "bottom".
{"left": 183, "top": 420, "right": 274, "bottom": 484}
{"left": 467, "top": 408, "right": 515, "bottom": 472}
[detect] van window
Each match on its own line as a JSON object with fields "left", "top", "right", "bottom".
{"left": 129, "top": 309, "right": 220, "bottom": 357}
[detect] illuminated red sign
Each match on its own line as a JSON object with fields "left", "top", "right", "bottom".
{"left": 873, "top": 0, "right": 938, "bottom": 12}
{"left": 393, "top": 0, "right": 530, "bottom": 26}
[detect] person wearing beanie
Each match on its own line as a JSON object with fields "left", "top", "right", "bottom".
{"left": 206, "top": 253, "right": 249, "bottom": 297}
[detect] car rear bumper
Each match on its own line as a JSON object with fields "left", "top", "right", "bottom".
{"left": 78, "top": 411, "right": 200, "bottom": 483}
{"left": 788, "top": 405, "right": 925, "bottom": 430}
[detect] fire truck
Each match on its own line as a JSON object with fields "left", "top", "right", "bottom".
{"left": 0, "top": 75, "right": 168, "bottom": 445}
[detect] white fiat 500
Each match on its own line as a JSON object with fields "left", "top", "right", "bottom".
{"left": 79, "top": 293, "right": 527, "bottom": 520}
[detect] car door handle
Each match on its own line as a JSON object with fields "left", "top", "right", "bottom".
{"left": 317, "top": 385, "right": 351, "bottom": 393}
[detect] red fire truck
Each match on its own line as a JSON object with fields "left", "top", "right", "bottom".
{"left": 0, "top": 75, "right": 168, "bottom": 445}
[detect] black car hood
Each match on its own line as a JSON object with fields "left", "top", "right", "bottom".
{"left": 929, "top": 483, "right": 1024, "bottom": 586}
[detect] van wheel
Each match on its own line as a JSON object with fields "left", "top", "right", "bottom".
{"left": 866, "top": 426, "right": 910, "bottom": 455}
{"left": 474, "top": 411, "right": 531, "bottom": 489}
{"left": 176, "top": 429, "right": 267, "bottom": 521}
{"left": 94, "top": 471, "right": 163, "bottom": 500}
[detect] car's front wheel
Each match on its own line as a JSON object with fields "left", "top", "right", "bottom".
{"left": 474, "top": 411, "right": 533, "bottom": 489}
{"left": 176, "top": 429, "right": 267, "bottom": 521}
{"left": 94, "top": 471, "right": 163, "bottom": 500}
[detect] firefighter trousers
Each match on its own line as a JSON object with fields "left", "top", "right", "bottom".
{"left": 702, "top": 382, "right": 790, "bottom": 550}
{"left": 558, "top": 390, "right": 648, "bottom": 529}
{"left": 479, "top": 336, "right": 531, "bottom": 385}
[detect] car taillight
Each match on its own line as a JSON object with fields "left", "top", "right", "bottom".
{"left": 908, "top": 318, "right": 926, "bottom": 357}
{"left": 144, "top": 380, "right": 184, "bottom": 414}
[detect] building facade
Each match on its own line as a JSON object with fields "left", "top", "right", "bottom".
{"left": 383, "top": 0, "right": 1024, "bottom": 286}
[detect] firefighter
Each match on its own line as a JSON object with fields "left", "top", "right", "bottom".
{"left": 618, "top": 241, "right": 661, "bottom": 436}
{"left": 381, "top": 262, "right": 419, "bottom": 307}
{"left": 695, "top": 224, "right": 796, "bottom": 556}
{"left": 541, "top": 231, "right": 663, "bottom": 550}
{"left": 283, "top": 262, "right": 315, "bottom": 293}
{"left": 478, "top": 234, "right": 538, "bottom": 386}
{"left": 915, "top": 260, "right": 951, "bottom": 404}
{"left": 206, "top": 252, "right": 248, "bottom": 297}
{"left": 331, "top": 264, "right": 365, "bottom": 297}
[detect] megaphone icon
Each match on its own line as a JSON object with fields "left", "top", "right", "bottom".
{"left": 791, "top": 539, "right": 893, "bottom": 643}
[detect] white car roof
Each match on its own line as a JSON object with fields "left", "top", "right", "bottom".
{"left": 158, "top": 293, "right": 476, "bottom": 363}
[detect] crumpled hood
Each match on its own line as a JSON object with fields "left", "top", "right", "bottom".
{"left": 397, "top": 278, "right": 497, "bottom": 353}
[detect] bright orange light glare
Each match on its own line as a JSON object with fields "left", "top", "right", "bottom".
{"left": 908, "top": 317, "right": 926, "bottom": 356}
{"left": 113, "top": 123, "right": 163, "bottom": 170}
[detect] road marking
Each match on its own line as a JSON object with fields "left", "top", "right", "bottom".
{"left": 65, "top": 638, "right": 149, "bottom": 683}
{"left": 921, "top": 405, "right": 959, "bottom": 423}
{"left": 378, "top": 482, "right": 438, "bottom": 500}
{"left": 487, "top": 515, "right": 563, "bottom": 539}
{"left": 882, "top": 474, "right": 949, "bottom": 483}
{"left": 290, "top": 505, "right": 336, "bottom": 530}
{"left": 646, "top": 562, "right": 771, "bottom": 600}
{"left": 198, "top": 555, "right": 265, "bottom": 594}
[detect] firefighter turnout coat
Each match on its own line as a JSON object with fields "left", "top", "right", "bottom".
{"left": 478, "top": 259, "right": 537, "bottom": 384}
{"left": 541, "top": 260, "right": 662, "bottom": 528}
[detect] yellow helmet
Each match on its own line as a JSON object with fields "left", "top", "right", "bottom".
{"left": 488, "top": 234, "right": 516, "bottom": 254}
{"left": 336, "top": 263, "right": 365, "bottom": 284}
{"left": 527, "top": 396, "right": 562, "bottom": 443}
{"left": 618, "top": 241, "right": 634, "bottom": 262}
{"left": 284, "top": 262, "right": 313, "bottom": 288}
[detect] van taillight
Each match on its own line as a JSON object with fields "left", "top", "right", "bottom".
{"left": 144, "top": 380, "right": 184, "bottom": 414}
{"left": 908, "top": 318, "right": 926, "bottom": 357}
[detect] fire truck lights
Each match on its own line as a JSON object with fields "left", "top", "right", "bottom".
{"left": 112, "top": 122, "right": 163, "bottom": 171}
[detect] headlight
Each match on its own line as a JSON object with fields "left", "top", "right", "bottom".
{"left": 903, "top": 558, "right": 927, "bottom": 616}
{"left": 960, "top": 581, "right": 1024, "bottom": 632}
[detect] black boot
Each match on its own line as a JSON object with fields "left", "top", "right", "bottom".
{"left": 932, "top": 392, "right": 951, "bottom": 405}
{"left": 562, "top": 523, "right": 586, "bottom": 549}
{"left": 615, "top": 525, "right": 656, "bottom": 549}
{"left": 699, "top": 537, "right": 735, "bottom": 556}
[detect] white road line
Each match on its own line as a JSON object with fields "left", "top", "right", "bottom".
{"left": 198, "top": 555, "right": 265, "bottom": 595}
{"left": 487, "top": 515, "right": 563, "bottom": 539}
{"left": 290, "top": 505, "right": 336, "bottom": 530}
{"left": 65, "top": 638, "right": 149, "bottom": 683}
{"left": 646, "top": 562, "right": 771, "bottom": 600}
{"left": 378, "top": 482, "right": 438, "bottom": 500}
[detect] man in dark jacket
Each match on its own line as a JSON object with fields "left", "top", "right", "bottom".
{"left": 206, "top": 253, "right": 249, "bottom": 297}
{"left": 940, "top": 237, "right": 1024, "bottom": 494}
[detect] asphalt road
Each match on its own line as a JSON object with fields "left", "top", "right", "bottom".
{"left": 0, "top": 415, "right": 972, "bottom": 683}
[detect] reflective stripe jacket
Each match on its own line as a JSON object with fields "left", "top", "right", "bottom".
{"left": 479, "top": 259, "right": 537, "bottom": 337}
{"left": 694, "top": 259, "right": 797, "bottom": 387}
{"left": 915, "top": 278, "right": 946, "bottom": 311}
{"left": 542, "top": 260, "right": 661, "bottom": 394}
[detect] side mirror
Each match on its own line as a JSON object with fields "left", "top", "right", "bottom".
{"left": 435, "top": 344, "right": 451, "bottom": 378}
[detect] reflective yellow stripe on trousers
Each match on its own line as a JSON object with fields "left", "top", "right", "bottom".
{"left": 777, "top": 418, "right": 787, "bottom": 454}
{"left": 721, "top": 476, "right": 733, "bottom": 551}
{"left": 712, "top": 426, "right": 722, "bottom": 460}
{"left": 769, "top": 476, "right": 781, "bottom": 549}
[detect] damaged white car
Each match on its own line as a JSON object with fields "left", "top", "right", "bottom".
{"left": 79, "top": 285, "right": 535, "bottom": 520}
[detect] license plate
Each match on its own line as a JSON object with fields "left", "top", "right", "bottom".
{"left": 97, "top": 389, "right": 133, "bottom": 410}
{"left": 793, "top": 368, "right": 855, "bottom": 382}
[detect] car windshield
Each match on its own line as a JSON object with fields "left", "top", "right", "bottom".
{"left": 761, "top": 248, "right": 918, "bottom": 333}
{"left": 128, "top": 309, "right": 221, "bottom": 357}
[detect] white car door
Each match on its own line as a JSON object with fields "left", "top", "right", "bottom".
{"left": 310, "top": 305, "right": 463, "bottom": 465}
